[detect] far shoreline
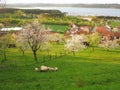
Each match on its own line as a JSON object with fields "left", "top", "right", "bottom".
{"left": 4, "top": 7, "right": 120, "bottom": 17}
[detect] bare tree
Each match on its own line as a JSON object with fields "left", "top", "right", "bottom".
{"left": 17, "top": 20, "right": 47, "bottom": 63}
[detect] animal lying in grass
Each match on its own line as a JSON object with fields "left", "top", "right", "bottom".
{"left": 40, "top": 65, "right": 48, "bottom": 72}
{"left": 34, "top": 65, "right": 58, "bottom": 72}
{"left": 34, "top": 67, "right": 39, "bottom": 72}
{"left": 47, "top": 67, "right": 58, "bottom": 71}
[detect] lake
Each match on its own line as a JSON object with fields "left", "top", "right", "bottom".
{"left": 16, "top": 7, "right": 120, "bottom": 17}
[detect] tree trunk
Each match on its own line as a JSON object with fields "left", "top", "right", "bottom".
{"left": 33, "top": 50, "right": 38, "bottom": 63}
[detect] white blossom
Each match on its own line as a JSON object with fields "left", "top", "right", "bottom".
{"left": 17, "top": 20, "right": 47, "bottom": 63}
{"left": 65, "top": 35, "right": 86, "bottom": 55}
{"left": 99, "top": 40, "right": 119, "bottom": 50}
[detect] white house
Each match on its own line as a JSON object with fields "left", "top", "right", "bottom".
{"left": 1, "top": 27, "right": 22, "bottom": 31}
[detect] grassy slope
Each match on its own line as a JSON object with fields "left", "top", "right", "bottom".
{"left": 0, "top": 46, "right": 120, "bottom": 90}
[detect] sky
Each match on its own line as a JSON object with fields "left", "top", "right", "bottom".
{"left": 5, "top": 0, "right": 120, "bottom": 4}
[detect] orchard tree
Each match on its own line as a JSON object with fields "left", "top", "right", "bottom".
{"left": 65, "top": 35, "right": 86, "bottom": 56}
{"left": 88, "top": 32, "right": 102, "bottom": 51}
{"left": 17, "top": 20, "right": 47, "bottom": 63}
{"left": 0, "top": 34, "right": 11, "bottom": 62}
{"left": 17, "top": 39, "right": 28, "bottom": 65}
{"left": 0, "top": 23, "right": 10, "bottom": 63}
{"left": 99, "top": 40, "right": 119, "bottom": 51}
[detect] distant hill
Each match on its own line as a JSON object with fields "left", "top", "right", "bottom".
{"left": 0, "top": 8, "right": 62, "bottom": 14}
{"left": 5, "top": 3, "right": 120, "bottom": 9}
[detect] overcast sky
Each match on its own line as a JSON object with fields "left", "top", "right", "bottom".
{"left": 6, "top": 0, "right": 120, "bottom": 4}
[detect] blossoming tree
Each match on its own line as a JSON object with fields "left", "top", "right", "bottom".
{"left": 17, "top": 20, "right": 47, "bottom": 63}
{"left": 99, "top": 40, "right": 119, "bottom": 50}
{"left": 65, "top": 35, "right": 86, "bottom": 55}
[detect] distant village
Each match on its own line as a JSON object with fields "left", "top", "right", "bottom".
{"left": 0, "top": 22, "right": 120, "bottom": 44}
{"left": 65, "top": 23, "right": 120, "bottom": 41}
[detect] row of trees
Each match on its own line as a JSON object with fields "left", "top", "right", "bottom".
{"left": 0, "top": 20, "right": 120, "bottom": 64}
{"left": 65, "top": 32, "right": 120, "bottom": 55}
{"left": 0, "top": 20, "right": 47, "bottom": 63}
{"left": 16, "top": 19, "right": 120, "bottom": 62}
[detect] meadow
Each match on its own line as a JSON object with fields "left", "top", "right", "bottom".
{"left": 45, "top": 24, "right": 68, "bottom": 33}
{"left": 0, "top": 45, "right": 120, "bottom": 90}
{"left": 109, "top": 21, "right": 120, "bottom": 28}
{"left": 0, "top": 7, "right": 120, "bottom": 90}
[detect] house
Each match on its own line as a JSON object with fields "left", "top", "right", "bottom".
{"left": 78, "top": 26, "right": 91, "bottom": 33}
{"left": 0, "top": 27, "right": 22, "bottom": 38}
{"left": 114, "top": 32, "right": 120, "bottom": 39}
{"left": 96, "top": 26, "right": 120, "bottom": 40}
{"left": 1, "top": 27, "right": 22, "bottom": 31}
{"left": 65, "top": 24, "right": 91, "bottom": 36}
{"left": 113, "top": 26, "right": 120, "bottom": 32}
{"left": 96, "top": 26, "right": 114, "bottom": 41}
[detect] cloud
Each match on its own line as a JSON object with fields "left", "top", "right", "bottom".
{"left": 7, "top": 0, "right": 120, "bottom": 4}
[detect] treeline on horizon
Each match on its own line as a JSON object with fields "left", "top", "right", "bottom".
{"left": 0, "top": 8, "right": 62, "bottom": 14}
{"left": 72, "top": 4, "right": 120, "bottom": 9}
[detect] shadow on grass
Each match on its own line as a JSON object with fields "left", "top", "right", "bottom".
{"left": 76, "top": 79, "right": 86, "bottom": 88}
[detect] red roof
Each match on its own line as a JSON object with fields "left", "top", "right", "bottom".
{"left": 96, "top": 27, "right": 107, "bottom": 34}
{"left": 96, "top": 26, "right": 114, "bottom": 36}
{"left": 115, "top": 32, "right": 120, "bottom": 37}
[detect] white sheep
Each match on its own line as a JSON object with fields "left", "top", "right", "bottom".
{"left": 48, "top": 67, "right": 55, "bottom": 71}
{"left": 48, "top": 67, "right": 58, "bottom": 71}
{"left": 54, "top": 67, "right": 58, "bottom": 71}
{"left": 40, "top": 65, "right": 48, "bottom": 72}
{"left": 34, "top": 67, "right": 39, "bottom": 72}
{"left": 39, "top": 65, "right": 58, "bottom": 72}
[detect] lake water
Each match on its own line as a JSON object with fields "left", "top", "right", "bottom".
{"left": 16, "top": 7, "right": 120, "bottom": 17}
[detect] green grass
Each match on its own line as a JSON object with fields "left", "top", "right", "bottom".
{"left": 0, "top": 46, "right": 120, "bottom": 90}
{"left": 109, "top": 21, "right": 120, "bottom": 28}
{"left": 45, "top": 24, "right": 68, "bottom": 33}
